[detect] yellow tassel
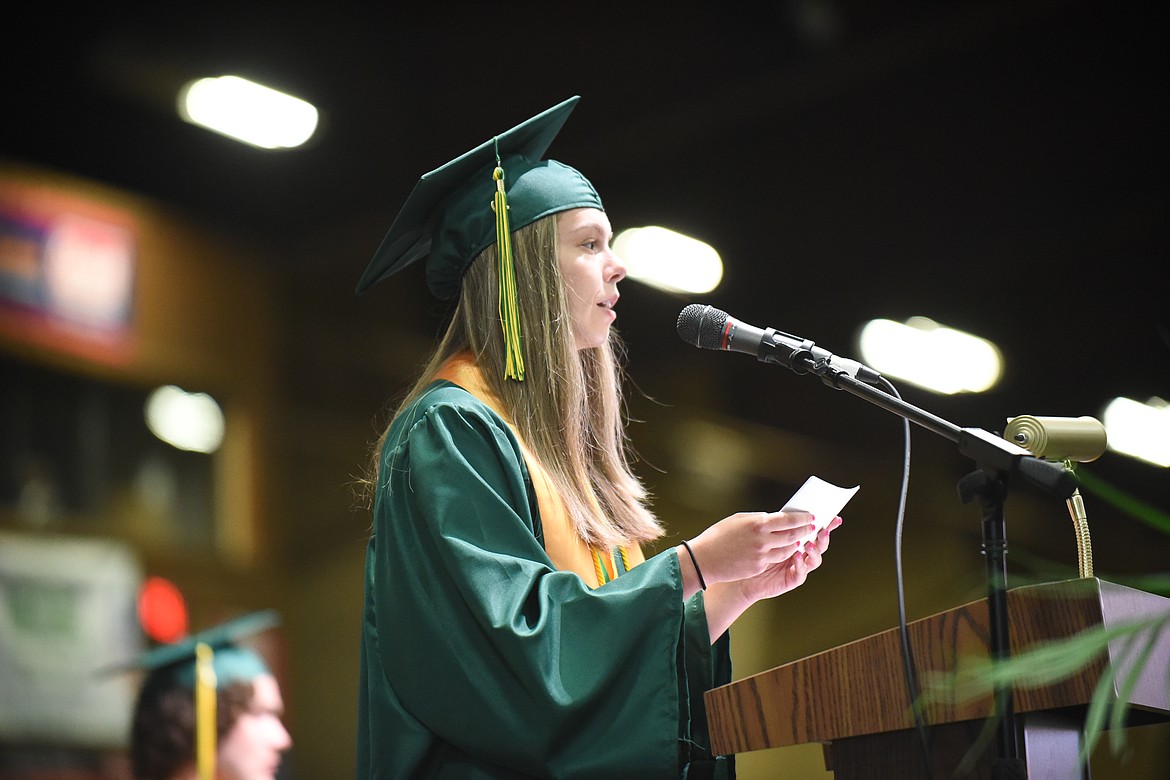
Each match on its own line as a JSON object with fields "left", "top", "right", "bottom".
{"left": 492, "top": 165, "right": 525, "bottom": 381}
{"left": 195, "top": 642, "right": 217, "bottom": 780}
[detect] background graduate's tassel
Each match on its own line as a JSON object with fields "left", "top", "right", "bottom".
{"left": 195, "top": 642, "right": 217, "bottom": 780}
{"left": 492, "top": 163, "right": 525, "bottom": 381}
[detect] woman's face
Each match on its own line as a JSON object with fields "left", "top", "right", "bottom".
{"left": 216, "top": 674, "right": 292, "bottom": 780}
{"left": 556, "top": 208, "right": 627, "bottom": 350}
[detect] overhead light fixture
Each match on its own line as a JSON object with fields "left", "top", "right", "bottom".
{"left": 857, "top": 316, "right": 1002, "bottom": 394}
{"left": 1102, "top": 396, "right": 1170, "bottom": 467}
{"left": 144, "top": 385, "right": 225, "bottom": 454}
{"left": 177, "top": 75, "right": 318, "bottom": 150}
{"left": 613, "top": 226, "right": 722, "bottom": 294}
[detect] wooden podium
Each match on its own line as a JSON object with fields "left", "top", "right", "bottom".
{"left": 706, "top": 578, "right": 1170, "bottom": 778}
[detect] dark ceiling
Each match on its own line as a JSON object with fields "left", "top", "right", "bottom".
{"left": 3, "top": 1, "right": 1167, "bottom": 537}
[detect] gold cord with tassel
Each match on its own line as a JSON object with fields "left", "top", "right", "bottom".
{"left": 195, "top": 642, "right": 217, "bottom": 780}
{"left": 592, "top": 548, "right": 608, "bottom": 586}
{"left": 591, "top": 546, "right": 631, "bottom": 586}
{"left": 492, "top": 154, "right": 525, "bottom": 381}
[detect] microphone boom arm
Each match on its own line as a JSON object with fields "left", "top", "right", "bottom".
{"left": 829, "top": 373, "right": 1076, "bottom": 499}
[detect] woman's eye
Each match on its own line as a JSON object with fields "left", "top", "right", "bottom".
{"left": 582, "top": 240, "right": 597, "bottom": 251}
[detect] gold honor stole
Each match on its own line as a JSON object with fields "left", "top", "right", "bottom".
{"left": 434, "top": 355, "right": 644, "bottom": 588}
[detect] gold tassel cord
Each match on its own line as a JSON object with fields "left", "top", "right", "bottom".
{"left": 492, "top": 164, "right": 525, "bottom": 381}
{"left": 195, "top": 642, "right": 217, "bottom": 780}
{"left": 593, "top": 548, "right": 608, "bottom": 586}
{"left": 592, "top": 546, "right": 631, "bottom": 586}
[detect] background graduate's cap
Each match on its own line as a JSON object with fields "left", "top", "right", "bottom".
{"left": 124, "top": 608, "right": 279, "bottom": 690}
{"left": 355, "top": 96, "right": 603, "bottom": 381}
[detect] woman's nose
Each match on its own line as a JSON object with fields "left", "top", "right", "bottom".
{"left": 607, "top": 251, "right": 628, "bottom": 283}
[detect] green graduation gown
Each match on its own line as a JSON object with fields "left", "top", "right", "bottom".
{"left": 356, "top": 380, "right": 734, "bottom": 779}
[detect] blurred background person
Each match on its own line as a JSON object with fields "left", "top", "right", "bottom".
{"left": 125, "top": 610, "right": 292, "bottom": 780}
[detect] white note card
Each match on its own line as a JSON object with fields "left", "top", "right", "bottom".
{"left": 782, "top": 475, "right": 859, "bottom": 547}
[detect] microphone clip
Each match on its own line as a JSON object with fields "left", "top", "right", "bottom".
{"left": 757, "top": 330, "right": 815, "bottom": 374}
{"left": 763, "top": 331, "right": 878, "bottom": 388}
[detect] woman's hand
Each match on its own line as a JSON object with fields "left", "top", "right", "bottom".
{"left": 695, "top": 516, "right": 842, "bottom": 641}
{"left": 735, "top": 517, "right": 842, "bottom": 603}
{"left": 684, "top": 510, "right": 819, "bottom": 587}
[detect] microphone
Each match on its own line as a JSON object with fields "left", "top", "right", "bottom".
{"left": 1003, "top": 415, "right": 1107, "bottom": 463}
{"left": 676, "top": 303, "right": 882, "bottom": 385}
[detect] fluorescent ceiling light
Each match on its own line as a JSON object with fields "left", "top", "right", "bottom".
{"left": 178, "top": 75, "right": 318, "bottom": 149}
{"left": 614, "top": 226, "right": 722, "bottom": 294}
{"left": 1102, "top": 396, "right": 1170, "bottom": 467}
{"left": 144, "top": 385, "right": 225, "bottom": 454}
{"left": 857, "top": 316, "right": 1002, "bottom": 394}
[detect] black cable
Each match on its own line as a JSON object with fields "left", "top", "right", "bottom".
{"left": 880, "top": 377, "right": 935, "bottom": 780}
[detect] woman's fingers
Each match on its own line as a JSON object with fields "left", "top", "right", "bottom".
{"left": 757, "top": 510, "right": 818, "bottom": 547}
{"left": 810, "top": 515, "right": 843, "bottom": 553}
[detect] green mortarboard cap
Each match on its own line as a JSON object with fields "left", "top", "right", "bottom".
{"left": 122, "top": 609, "right": 279, "bottom": 689}
{"left": 356, "top": 95, "right": 603, "bottom": 300}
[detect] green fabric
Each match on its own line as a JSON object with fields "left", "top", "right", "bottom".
{"left": 355, "top": 96, "right": 603, "bottom": 301}
{"left": 356, "top": 382, "right": 733, "bottom": 779}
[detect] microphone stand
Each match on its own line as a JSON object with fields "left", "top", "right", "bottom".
{"left": 800, "top": 356, "right": 1077, "bottom": 779}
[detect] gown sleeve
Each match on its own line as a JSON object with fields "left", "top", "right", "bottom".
{"left": 358, "top": 385, "right": 733, "bottom": 779}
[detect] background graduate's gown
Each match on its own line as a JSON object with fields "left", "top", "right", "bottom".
{"left": 356, "top": 370, "right": 733, "bottom": 779}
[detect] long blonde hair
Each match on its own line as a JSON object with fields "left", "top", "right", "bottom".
{"left": 369, "top": 212, "right": 662, "bottom": 550}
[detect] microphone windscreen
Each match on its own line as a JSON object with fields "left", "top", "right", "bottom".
{"left": 676, "top": 304, "right": 728, "bottom": 349}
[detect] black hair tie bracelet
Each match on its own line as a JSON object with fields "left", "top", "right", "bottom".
{"left": 680, "top": 540, "right": 707, "bottom": 590}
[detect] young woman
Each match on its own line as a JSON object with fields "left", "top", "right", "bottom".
{"left": 354, "top": 96, "right": 841, "bottom": 779}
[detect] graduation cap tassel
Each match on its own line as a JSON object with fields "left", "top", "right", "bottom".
{"left": 195, "top": 642, "right": 217, "bottom": 780}
{"left": 492, "top": 163, "right": 525, "bottom": 381}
